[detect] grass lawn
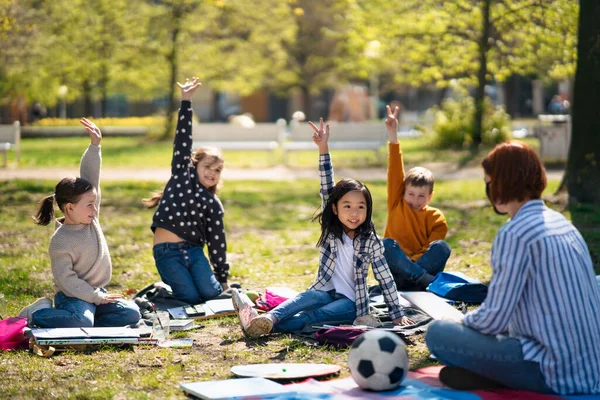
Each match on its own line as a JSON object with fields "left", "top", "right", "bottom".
{"left": 7, "top": 135, "right": 540, "bottom": 169}
{"left": 2, "top": 177, "right": 598, "bottom": 399}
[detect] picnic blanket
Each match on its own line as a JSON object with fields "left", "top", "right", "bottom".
{"left": 280, "top": 366, "right": 598, "bottom": 400}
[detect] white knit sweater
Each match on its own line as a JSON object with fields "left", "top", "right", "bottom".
{"left": 49, "top": 145, "right": 111, "bottom": 305}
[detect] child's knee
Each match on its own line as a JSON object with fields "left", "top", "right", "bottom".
{"left": 431, "top": 240, "right": 451, "bottom": 256}
{"left": 121, "top": 305, "right": 141, "bottom": 325}
{"left": 382, "top": 238, "right": 398, "bottom": 252}
{"left": 76, "top": 314, "right": 94, "bottom": 328}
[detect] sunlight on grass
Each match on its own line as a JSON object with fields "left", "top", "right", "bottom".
{"left": 2, "top": 177, "right": 592, "bottom": 399}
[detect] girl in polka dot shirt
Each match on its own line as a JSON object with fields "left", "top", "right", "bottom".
{"left": 143, "top": 77, "right": 230, "bottom": 304}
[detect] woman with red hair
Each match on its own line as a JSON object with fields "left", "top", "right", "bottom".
{"left": 425, "top": 141, "right": 600, "bottom": 394}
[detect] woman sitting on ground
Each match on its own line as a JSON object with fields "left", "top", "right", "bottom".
{"left": 425, "top": 141, "right": 600, "bottom": 395}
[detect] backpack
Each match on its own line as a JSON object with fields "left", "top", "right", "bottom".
{"left": 0, "top": 317, "right": 29, "bottom": 350}
{"left": 427, "top": 271, "right": 488, "bottom": 303}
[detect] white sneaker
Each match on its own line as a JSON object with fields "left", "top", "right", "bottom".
{"left": 231, "top": 290, "right": 260, "bottom": 335}
{"left": 245, "top": 314, "right": 274, "bottom": 338}
{"left": 18, "top": 297, "right": 53, "bottom": 323}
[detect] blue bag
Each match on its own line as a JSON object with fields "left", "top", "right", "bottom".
{"left": 427, "top": 271, "right": 488, "bottom": 303}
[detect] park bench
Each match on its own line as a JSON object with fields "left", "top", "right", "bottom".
{"left": 191, "top": 121, "right": 286, "bottom": 161}
{"left": 0, "top": 121, "right": 21, "bottom": 167}
{"left": 282, "top": 120, "right": 388, "bottom": 163}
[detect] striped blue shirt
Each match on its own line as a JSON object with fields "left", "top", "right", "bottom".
{"left": 463, "top": 200, "right": 600, "bottom": 394}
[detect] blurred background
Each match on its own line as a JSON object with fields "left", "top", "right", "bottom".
{"left": 0, "top": 0, "right": 576, "bottom": 145}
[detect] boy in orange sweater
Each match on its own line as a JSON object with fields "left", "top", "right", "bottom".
{"left": 383, "top": 105, "right": 451, "bottom": 290}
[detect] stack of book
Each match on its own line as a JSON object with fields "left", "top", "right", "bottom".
{"left": 169, "top": 319, "right": 195, "bottom": 331}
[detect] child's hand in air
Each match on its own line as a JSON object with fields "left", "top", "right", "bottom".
{"left": 177, "top": 77, "right": 202, "bottom": 101}
{"left": 385, "top": 105, "right": 399, "bottom": 143}
{"left": 393, "top": 316, "right": 414, "bottom": 326}
{"left": 308, "top": 117, "right": 330, "bottom": 153}
{"left": 80, "top": 118, "right": 102, "bottom": 146}
{"left": 100, "top": 293, "right": 124, "bottom": 304}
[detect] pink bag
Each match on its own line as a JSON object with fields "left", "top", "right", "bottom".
{"left": 0, "top": 317, "right": 29, "bottom": 350}
{"left": 255, "top": 287, "right": 299, "bottom": 311}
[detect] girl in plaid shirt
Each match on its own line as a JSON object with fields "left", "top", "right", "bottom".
{"left": 234, "top": 118, "right": 413, "bottom": 337}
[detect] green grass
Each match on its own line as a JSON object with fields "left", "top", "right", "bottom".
{"left": 2, "top": 177, "right": 596, "bottom": 400}
{"left": 6, "top": 135, "right": 540, "bottom": 169}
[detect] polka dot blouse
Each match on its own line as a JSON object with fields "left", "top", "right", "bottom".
{"left": 151, "top": 101, "right": 230, "bottom": 283}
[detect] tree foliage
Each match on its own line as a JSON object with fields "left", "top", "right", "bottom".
{"left": 359, "top": 0, "right": 578, "bottom": 146}
{"left": 0, "top": 0, "right": 578, "bottom": 132}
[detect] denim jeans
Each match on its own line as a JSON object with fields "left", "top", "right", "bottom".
{"left": 153, "top": 241, "right": 222, "bottom": 305}
{"left": 383, "top": 238, "right": 451, "bottom": 290}
{"left": 425, "top": 320, "right": 554, "bottom": 393}
{"left": 31, "top": 291, "right": 141, "bottom": 328}
{"left": 270, "top": 289, "right": 356, "bottom": 333}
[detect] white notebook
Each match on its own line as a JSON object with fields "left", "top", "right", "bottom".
{"left": 400, "top": 291, "right": 465, "bottom": 320}
{"left": 32, "top": 327, "right": 139, "bottom": 339}
{"left": 180, "top": 377, "right": 295, "bottom": 400}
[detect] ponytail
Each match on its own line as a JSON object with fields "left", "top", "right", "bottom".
{"left": 142, "top": 191, "right": 164, "bottom": 208}
{"left": 33, "top": 177, "right": 94, "bottom": 225}
{"left": 33, "top": 194, "right": 56, "bottom": 226}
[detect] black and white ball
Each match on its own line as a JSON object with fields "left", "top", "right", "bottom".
{"left": 348, "top": 330, "right": 409, "bottom": 391}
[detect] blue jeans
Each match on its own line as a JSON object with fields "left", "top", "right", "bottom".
{"left": 31, "top": 291, "right": 140, "bottom": 328}
{"left": 425, "top": 320, "right": 554, "bottom": 393}
{"left": 270, "top": 289, "right": 356, "bottom": 333}
{"left": 383, "top": 239, "right": 451, "bottom": 290}
{"left": 153, "top": 242, "right": 222, "bottom": 305}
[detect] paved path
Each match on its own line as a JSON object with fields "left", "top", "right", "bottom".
{"left": 1, "top": 162, "right": 565, "bottom": 181}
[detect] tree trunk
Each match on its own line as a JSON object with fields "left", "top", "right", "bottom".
{"left": 211, "top": 90, "right": 222, "bottom": 122}
{"left": 82, "top": 79, "right": 93, "bottom": 118}
{"left": 100, "top": 64, "right": 108, "bottom": 118}
{"left": 163, "top": 11, "right": 181, "bottom": 140}
{"left": 566, "top": 0, "right": 600, "bottom": 204}
{"left": 301, "top": 85, "right": 312, "bottom": 121}
{"left": 472, "top": 0, "right": 492, "bottom": 147}
{"left": 437, "top": 86, "right": 449, "bottom": 106}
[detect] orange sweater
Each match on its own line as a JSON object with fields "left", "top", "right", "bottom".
{"left": 384, "top": 143, "right": 448, "bottom": 261}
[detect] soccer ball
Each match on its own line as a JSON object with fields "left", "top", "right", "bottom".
{"left": 348, "top": 330, "right": 409, "bottom": 391}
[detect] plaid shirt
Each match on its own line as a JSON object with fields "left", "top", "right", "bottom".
{"left": 309, "top": 153, "right": 404, "bottom": 320}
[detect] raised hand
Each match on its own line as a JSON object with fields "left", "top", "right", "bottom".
{"left": 80, "top": 118, "right": 102, "bottom": 146}
{"left": 308, "top": 117, "right": 330, "bottom": 154}
{"left": 177, "top": 77, "right": 202, "bottom": 101}
{"left": 385, "top": 105, "right": 399, "bottom": 143}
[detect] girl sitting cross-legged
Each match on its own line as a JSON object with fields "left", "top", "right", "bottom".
{"left": 18, "top": 119, "right": 141, "bottom": 328}
{"left": 233, "top": 118, "right": 414, "bottom": 337}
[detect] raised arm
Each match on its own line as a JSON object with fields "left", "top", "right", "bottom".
{"left": 308, "top": 118, "right": 335, "bottom": 208}
{"left": 385, "top": 105, "right": 405, "bottom": 210}
{"left": 79, "top": 118, "right": 102, "bottom": 214}
{"left": 385, "top": 105, "right": 399, "bottom": 145}
{"left": 171, "top": 77, "right": 202, "bottom": 175}
{"left": 205, "top": 198, "right": 230, "bottom": 287}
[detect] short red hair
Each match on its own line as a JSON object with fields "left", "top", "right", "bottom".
{"left": 481, "top": 141, "right": 547, "bottom": 204}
